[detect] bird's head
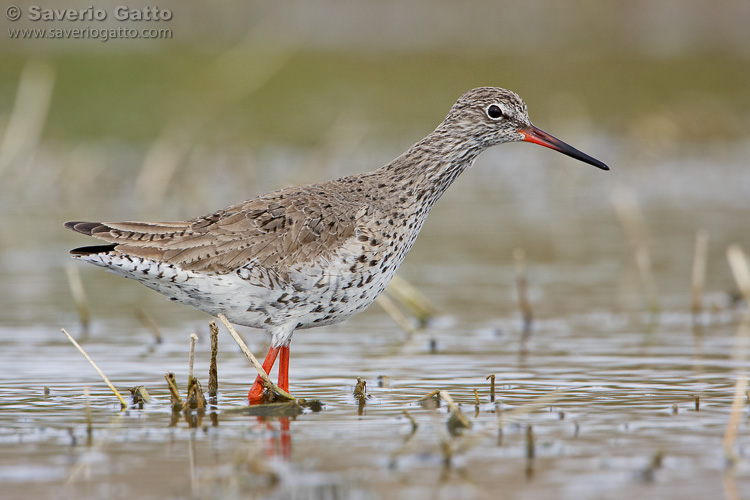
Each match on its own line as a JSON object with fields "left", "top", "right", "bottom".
{"left": 442, "top": 87, "right": 609, "bottom": 171}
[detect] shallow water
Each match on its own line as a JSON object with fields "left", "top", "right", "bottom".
{"left": 1, "top": 136, "right": 750, "bottom": 500}
{"left": 1, "top": 310, "right": 748, "bottom": 499}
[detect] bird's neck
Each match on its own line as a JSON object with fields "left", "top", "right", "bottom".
{"left": 377, "top": 128, "right": 484, "bottom": 210}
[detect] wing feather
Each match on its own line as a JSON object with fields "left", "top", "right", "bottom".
{"left": 66, "top": 181, "right": 376, "bottom": 275}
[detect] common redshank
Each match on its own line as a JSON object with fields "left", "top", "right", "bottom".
{"left": 66, "top": 87, "right": 608, "bottom": 403}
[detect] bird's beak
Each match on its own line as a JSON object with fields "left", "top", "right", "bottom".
{"left": 520, "top": 125, "right": 609, "bottom": 171}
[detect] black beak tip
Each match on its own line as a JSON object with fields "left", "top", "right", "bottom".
{"left": 594, "top": 160, "right": 610, "bottom": 171}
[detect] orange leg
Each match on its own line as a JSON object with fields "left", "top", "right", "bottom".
{"left": 248, "top": 346, "right": 280, "bottom": 404}
{"left": 278, "top": 345, "right": 290, "bottom": 393}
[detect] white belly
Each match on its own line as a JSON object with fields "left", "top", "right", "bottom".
{"left": 74, "top": 251, "right": 392, "bottom": 332}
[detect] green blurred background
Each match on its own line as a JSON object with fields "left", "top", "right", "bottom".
{"left": 2, "top": 0, "right": 748, "bottom": 146}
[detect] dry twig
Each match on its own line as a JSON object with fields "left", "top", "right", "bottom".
{"left": 61, "top": 328, "right": 127, "bottom": 408}
{"left": 208, "top": 321, "right": 219, "bottom": 400}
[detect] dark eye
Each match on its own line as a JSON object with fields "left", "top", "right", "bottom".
{"left": 487, "top": 105, "right": 503, "bottom": 119}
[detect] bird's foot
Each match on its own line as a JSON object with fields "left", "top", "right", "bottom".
{"left": 247, "top": 376, "right": 266, "bottom": 405}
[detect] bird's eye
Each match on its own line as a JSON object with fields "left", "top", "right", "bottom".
{"left": 487, "top": 104, "right": 504, "bottom": 120}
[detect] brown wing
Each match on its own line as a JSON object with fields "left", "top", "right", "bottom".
{"left": 66, "top": 183, "right": 371, "bottom": 274}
